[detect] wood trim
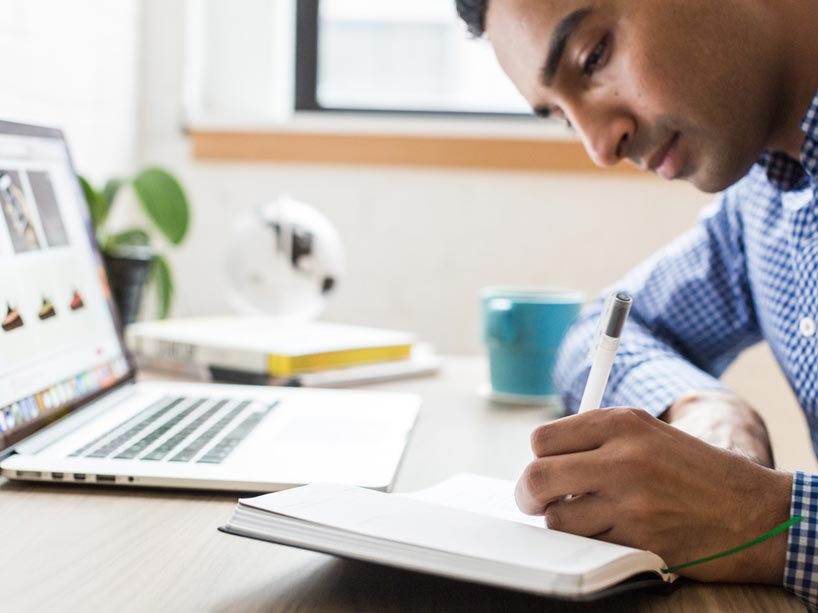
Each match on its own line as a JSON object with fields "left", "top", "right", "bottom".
{"left": 189, "top": 130, "right": 642, "bottom": 174}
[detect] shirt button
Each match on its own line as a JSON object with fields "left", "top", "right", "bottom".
{"left": 800, "top": 317, "right": 816, "bottom": 337}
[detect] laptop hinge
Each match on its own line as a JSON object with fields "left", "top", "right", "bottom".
{"left": 12, "top": 380, "right": 138, "bottom": 456}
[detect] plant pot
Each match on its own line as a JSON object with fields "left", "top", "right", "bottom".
{"left": 103, "top": 245, "right": 154, "bottom": 327}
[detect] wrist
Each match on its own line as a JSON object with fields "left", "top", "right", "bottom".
{"left": 725, "top": 467, "right": 793, "bottom": 584}
{"left": 677, "top": 461, "right": 792, "bottom": 583}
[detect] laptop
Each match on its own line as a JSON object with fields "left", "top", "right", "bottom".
{"left": 0, "top": 120, "right": 420, "bottom": 492}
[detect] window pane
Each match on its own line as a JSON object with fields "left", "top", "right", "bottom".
{"left": 316, "top": 0, "right": 530, "bottom": 114}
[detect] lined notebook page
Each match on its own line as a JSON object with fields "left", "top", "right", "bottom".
{"left": 240, "top": 482, "right": 642, "bottom": 576}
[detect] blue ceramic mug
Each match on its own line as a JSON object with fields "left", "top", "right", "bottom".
{"left": 481, "top": 287, "right": 584, "bottom": 398}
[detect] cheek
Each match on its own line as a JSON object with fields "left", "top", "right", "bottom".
{"left": 606, "top": 47, "right": 675, "bottom": 127}
{"left": 637, "top": 37, "right": 742, "bottom": 131}
{"left": 616, "top": 20, "right": 714, "bottom": 127}
{"left": 621, "top": 48, "right": 722, "bottom": 139}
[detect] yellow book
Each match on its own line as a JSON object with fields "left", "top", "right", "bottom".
{"left": 126, "top": 317, "right": 414, "bottom": 377}
{"left": 266, "top": 344, "right": 411, "bottom": 376}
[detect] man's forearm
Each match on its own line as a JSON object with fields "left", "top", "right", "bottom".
{"left": 661, "top": 390, "right": 775, "bottom": 467}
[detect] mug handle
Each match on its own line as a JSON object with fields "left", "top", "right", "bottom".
{"left": 485, "top": 298, "right": 517, "bottom": 343}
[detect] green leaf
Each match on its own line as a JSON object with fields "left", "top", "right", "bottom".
{"left": 132, "top": 167, "right": 190, "bottom": 245}
{"left": 150, "top": 254, "right": 174, "bottom": 319}
{"left": 107, "top": 228, "right": 151, "bottom": 248}
{"left": 78, "top": 176, "right": 104, "bottom": 229}
{"left": 102, "top": 178, "right": 124, "bottom": 220}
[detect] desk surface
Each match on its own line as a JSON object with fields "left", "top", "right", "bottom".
{"left": 1, "top": 357, "right": 804, "bottom": 612}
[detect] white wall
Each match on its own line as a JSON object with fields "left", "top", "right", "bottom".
{"left": 138, "top": 0, "right": 714, "bottom": 354}
{"left": 167, "top": 164, "right": 712, "bottom": 355}
{"left": 0, "top": 0, "right": 140, "bottom": 182}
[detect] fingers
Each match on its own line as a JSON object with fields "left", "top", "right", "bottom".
{"left": 529, "top": 406, "right": 657, "bottom": 457}
{"left": 542, "top": 493, "right": 614, "bottom": 538}
{"left": 515, "top": 450, "right": 606, "bottom": 515}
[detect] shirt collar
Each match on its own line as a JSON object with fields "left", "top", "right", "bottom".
{"left": 799, "top": 89, "right": 818, "bottom": 179}
{"left": 757, "top": 88, "right": 818, "bottom": 191}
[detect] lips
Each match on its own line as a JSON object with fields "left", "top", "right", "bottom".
{"left": 646, "top": 132, "right": 682, "bottom": 180}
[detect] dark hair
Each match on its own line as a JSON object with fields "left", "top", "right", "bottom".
{"left": 455, "top": 0, "right": 489, "bottom": 38}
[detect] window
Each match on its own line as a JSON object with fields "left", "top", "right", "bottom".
{"left": 186, "top": 0, "right": 613, "bottom": 173}
{"left": 295, "top": 0, "right": 530, "bottom": 116}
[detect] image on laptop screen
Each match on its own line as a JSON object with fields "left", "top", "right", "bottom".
{"left": 0, "top": 123, "right": 131, "bottom": 452}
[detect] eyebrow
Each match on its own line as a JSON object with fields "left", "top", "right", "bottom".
{"left": 541, "top": 7, "right": 594, "bottom": 87}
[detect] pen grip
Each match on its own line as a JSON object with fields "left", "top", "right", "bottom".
{"left": 578, "top": 337, "right": 619, "bottom": 413}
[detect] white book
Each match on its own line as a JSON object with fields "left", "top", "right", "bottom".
{"left": 220, "top": 474, "right": 677, "bottom": 599}
{"left": 134, "top": 343, "right": 441, "bottom": 388}
{"left": 126, "top": 317, "right": 414, "bottom": 377}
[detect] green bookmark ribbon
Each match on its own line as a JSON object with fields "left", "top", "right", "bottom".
{"left": 660, "top": 515, "right": 803, "bottom": 574}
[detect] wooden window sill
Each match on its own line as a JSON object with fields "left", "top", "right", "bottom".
{"left": 189, "top": 128, "right": 642, "bottom": 174}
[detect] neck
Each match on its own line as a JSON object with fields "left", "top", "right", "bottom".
{"left": 764, "top": 1, "right": 818, "bottom": 157}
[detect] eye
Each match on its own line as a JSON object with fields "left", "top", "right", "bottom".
{"left": 582, "top": 34, "right": 610, "bottom": 76}
{"left": 551, "top": 110, "right": 572, "bottom": 130}
{"left": 533, "top": 106, "right": 572, "bottom": 130}
{"left": 539, "top": 108, "right": 572, "bottom": 129}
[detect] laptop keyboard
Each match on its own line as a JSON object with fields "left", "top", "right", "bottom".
{"left": 70, "top": 396, "right": 277, "bottom": 464}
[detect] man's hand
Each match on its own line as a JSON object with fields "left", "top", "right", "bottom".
{"left": 515, "top": 408, "right": 793, "bottom": 583}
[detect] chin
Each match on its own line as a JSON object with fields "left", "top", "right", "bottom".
{"left": 688, "top": 158, "right": 756, "bottom": 194}
{"left": 688, "top": 174, "right": 732, "bottom": 194}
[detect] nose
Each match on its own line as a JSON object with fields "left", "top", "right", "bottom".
{"left": 568, "top": 107, "right": 635, "bottom": 168}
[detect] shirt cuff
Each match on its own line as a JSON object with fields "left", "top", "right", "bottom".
{"left": 785, "top": 471, "right": 818, "bottom": 611}
{"left": 601, "top": 357, "right": 729, "bottom": 418}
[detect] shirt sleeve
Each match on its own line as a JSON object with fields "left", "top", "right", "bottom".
{"left": 786, "top": 472, "right": 818, "bottom": 611}
{"left": 553, "top": 187, "right": 763, "bottom": 417}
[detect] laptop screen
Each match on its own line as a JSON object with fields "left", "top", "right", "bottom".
{"left": 0, "top": 122, "right": 131, "bottom": 453}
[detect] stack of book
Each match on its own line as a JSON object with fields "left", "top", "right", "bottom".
{"left": 125, "top": 316, "right": 441, "bottom": 387}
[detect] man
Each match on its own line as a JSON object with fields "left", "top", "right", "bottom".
{"left": 455, "top": 0, "right": 818, "bottom": 607}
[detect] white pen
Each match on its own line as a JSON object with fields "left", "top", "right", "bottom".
{"left": 577, "top": 292, "right": 632, "bottom": 413}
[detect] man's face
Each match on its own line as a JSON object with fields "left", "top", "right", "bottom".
{"left": 485, "top": 0, "right": 780, "bottom": 193}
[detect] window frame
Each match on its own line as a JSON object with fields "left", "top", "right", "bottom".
{"left": 293, "top": 0, "right": 532, "bottom": 118}
{"left": 185, "top": 0, "right": 643, "bottom": 174}
{"left": 294, "top": 0, "right": 321, "bottom": 112}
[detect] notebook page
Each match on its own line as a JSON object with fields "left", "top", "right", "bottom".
{"left": 398, "top": 473, "right": 543, "bottom": 527}
{"left": 239, "top": 483, "right": 645, "bottom": 577}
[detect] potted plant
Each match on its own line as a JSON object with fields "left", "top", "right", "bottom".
{"left": 79, "top": 168, "right": 190, "bottom": 325}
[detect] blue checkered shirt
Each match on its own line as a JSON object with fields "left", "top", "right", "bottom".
{"left": 555, "top": 91, "right": 818, "bottom": 609}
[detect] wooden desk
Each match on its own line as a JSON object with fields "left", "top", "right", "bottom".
{"left": 1, "top": 357, "right": 804, "bottom": 612}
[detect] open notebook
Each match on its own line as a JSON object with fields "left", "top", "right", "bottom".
{"left": 219, "top": 474, "right": 678, "bottom": 599}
